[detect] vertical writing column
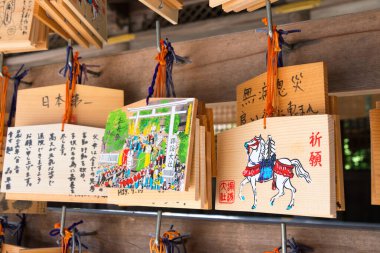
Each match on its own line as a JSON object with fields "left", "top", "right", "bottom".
{"left": 90, "top": 133, "right": 99, "bottom": 193}
{"left": 24, "top": 133, "right": 33, "bottom": 187}
{"left": 80, "top": 132, "right": 88, "bottom": 181}
{"left": 68, "top": 132, "right": 77, "bottom": 194}
{"left": 37, "top": 133, "right": 45, "bottom": 185}
{"left": 4, "top": 130, "right": 14, "bottom": 190}
{"left": 48, "top": 133, "right": 57, "bottom": 186}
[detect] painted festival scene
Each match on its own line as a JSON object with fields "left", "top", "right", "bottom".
{"left": 96, "top": 98, "right": 196, "bottom": 191}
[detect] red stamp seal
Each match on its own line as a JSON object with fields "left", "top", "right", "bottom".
{"left": 219, "top": 180, "right": 235, "bottom": 204}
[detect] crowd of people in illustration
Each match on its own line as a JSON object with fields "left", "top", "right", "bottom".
{"left": 96, "top": 126, "right": 186, "bottom": 191}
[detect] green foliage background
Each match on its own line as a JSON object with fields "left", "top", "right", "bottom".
{"left": 178, "top": 132, "right": 189, "bottom": 164}
{"left": 103, "top": 109, "right": 130, "bottom": 152}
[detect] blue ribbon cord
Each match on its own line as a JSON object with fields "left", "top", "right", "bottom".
{"left": 146, "top": 63, "right": 160, "bottom": 105}
{"left": 49, "top": 220, "right": 88, "bottom": 249}
{"left": 7, "top": 65, "right": 29, "bottom": 127}
{"left": 0, "top": 214, "right": 26, "bottom": 246}
{"left": 164, "top": 40, "right": 177, "bottom": 98}
{"left": 279, "top": 238, "right": 313, "bottom": 253}
{"left": 147, "top": 39, "right": 184, "bottom": 105}
{"left": 260, "top": 28, "right": 301, "bottom": 68}
{"left": 277, "top": 29, "right": 301, "bottom": 67}
{"left": 79, "top": 64, "right": 100, "bottom": 84}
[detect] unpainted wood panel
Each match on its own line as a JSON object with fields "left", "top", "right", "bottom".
{"left": 22, "top": 10, "right": 380, "bottom": 104}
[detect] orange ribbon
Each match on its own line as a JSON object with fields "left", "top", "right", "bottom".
{"left": 262, "top": 18, "right": 281, "bottom": 129}
{"left": 149, "top": 237, "right": 166, "bottom": 253}
{"left": 263, "top": 248, "right": 280, "bottom": 253}
{"left": 54, "top": 223, "right": 73, "bottom": 253}
{"left": 154, "top": 40, "right": 168, "bottom": 98}
{"left": 0, "top": 221, "right": 4, "bottom": 237}
{"left": 62, "top": 52, "right": 81, "bottom": 131}
{"left": 0, "top": 66, "right": 10, "bottom": 157}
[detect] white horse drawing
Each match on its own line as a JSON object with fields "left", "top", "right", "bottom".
{"left": 238, "top": 135, "right": 312, "bottom": 210}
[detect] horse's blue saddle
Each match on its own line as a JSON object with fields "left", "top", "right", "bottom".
{"left": 258, "top": 156, "right": 276, "bottom": 182}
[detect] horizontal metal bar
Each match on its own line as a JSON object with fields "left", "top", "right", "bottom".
{"left": 47, "top": 207, "right": 380, "bottom": 231}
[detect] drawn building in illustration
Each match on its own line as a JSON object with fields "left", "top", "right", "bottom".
{"left": 97, "top": 98, "right": 195, "bottom": 191}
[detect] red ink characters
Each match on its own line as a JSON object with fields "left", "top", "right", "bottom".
{"left": 219, "top": 180, "right": 235, "bottom": 204}
{"left": 309, "top": 151, "right": 322, "bottom": 167}
{"left": 309, "top": 132, "right": 322, "bottom": 167}
{"left": 309, "top": 132, "right": 322, "bottom": 147}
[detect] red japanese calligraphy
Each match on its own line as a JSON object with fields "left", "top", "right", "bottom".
{"left": 219, "top": 180, "right": 235, "bottom": 204}
{"left": 309, "top": 132, "right": 322, "bottom": 147}
{"left": 309, "top": 151, "right": 322, "bottom": 167}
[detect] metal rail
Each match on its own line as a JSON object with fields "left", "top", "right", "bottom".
{"left": 48, "top": 207, "right": 380, "bottom": 231}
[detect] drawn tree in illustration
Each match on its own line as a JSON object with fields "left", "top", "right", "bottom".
{"left": 178, "top": 132, "right": 189, "bottom": 164}
{"left": 103, "top": 109, "right": 130, "bottom": 152}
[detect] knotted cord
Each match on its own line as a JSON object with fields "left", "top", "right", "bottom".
{"left": 62, "top": 51, "right": 81, "bottom": 131}
{"left": 164, "top": 40, "right": 177, "bottom": 98}
{"left": 262, "top": 18, "right": 281, "bottom": 129}
{"left": 50, "top": 220, "right": 87, "bottom": 253}
{"left": 7, "top": 65, "right": 29, "bottom": 127}
{"left": 147, "top": 40, "right": 168, "bottom": 105}
{"left": 0, "top": 66, "right": 10, "bottom": 157}
{"left": 258, "top": 20, "right": 301, "bottom": 128}
{"left": 149, "top": 225, "right": 189, "bottom": 253}
{"left": 147, "top": 37, "right": 189, "bottom": 104}
{"left": 149, "top": 237, "right": 166, "bottom": 253}
{"left": 263, "top": 238, "right": 313, "bottom": 253}
{"left": 0, "top": 214, "right": 26, "bottom": 246}
{"left": 79, "top": 64, "right": 100, "bottom": 84}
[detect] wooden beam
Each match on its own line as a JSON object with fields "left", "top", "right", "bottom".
{"left": 310, "top": 0, "right": 380, "bottom": 20}
{"left": 139, "top": 0, "right": 179, "bottom": 25}
{"left": 18, "top": 10, "right": 380, "bottom": 104}
{"left": 63, "top": 0, "right": 108, "bottom": 42}
{"left": 209, "top": 0, "right": 230, "bottom": 8}
{"left": 5, "top": 9, "right": 306, "bottom": 67}
{"left": 33, "top": 1, "right": 71, "bottom": 41}
{"left": 50, "top": 0, "right": 103, "bottom": 48}
{"left": 164, "top": 0, "right": 183, "bottom": 9}
{"left": 38, "top": 0, "right": 89, "bottom": 47}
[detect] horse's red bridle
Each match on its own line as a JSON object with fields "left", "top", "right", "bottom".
{"left": 247, "top": 137, "right": 260, "bottom": 149}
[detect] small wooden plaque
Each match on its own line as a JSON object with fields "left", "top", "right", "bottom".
{"left": 216, "top": 114, "right": 336, "bottom": 218}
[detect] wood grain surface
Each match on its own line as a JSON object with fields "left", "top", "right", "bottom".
{"left": 20, "top": 10, "right": 380, "bottom": 103}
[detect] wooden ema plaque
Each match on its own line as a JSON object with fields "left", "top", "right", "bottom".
{"left": 216, "top": 114, "right": 336, "bottom": 218}
{"left": 1, "top": 245, "right": 90, "bottom": 253}
{"left": 63, "top": 0, "right": 108, "bottom": 42}
{"left": 34, "top": 1, "right": 71, "bottom": 41}
{"left": 139, "top": 0, "right": 183, "bottom": 25}
{"left": 5, "top": 85, "right": 123, "bottom": 204}
{"left": 370, "top": 102, "right": 380, "bottom": 205}
{"left": 15, "top": 84, "right": 124, "bottom": 128}
{"left": 0, "top": 0, "right": 34, "bottom": 45}
{"left": 209, "top": 0, "right": 278, "bottom": 13}
{"left": 50, "top": 0, "right": 103, "bottom": 48}
{"left": 0, "top": 0, "right": 49, "bottom": 54}
{"left": 96, "top": 98, "right": 198, "bottom": 192}
{"left": 38, "top": 0, "right": 90, "bottom": 48}
{"left": 1, "top": 124, "right": 107, "bottom": 202}
{"left": 236, "top": 62, "right": 345, "bottom": 211}
{"left": 236, "top": 62, "right": 328, "bottom": 126}
{"left": 329, "top": 96, "right": 345, "bottom": 211}
{"left": 107, "top": 116, "right": 212, "bottom": 209}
